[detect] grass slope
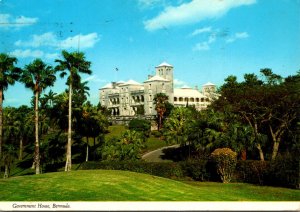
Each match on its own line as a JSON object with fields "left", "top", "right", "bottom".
{"left": 0, "top": 170, "right": 299, "bottom": 201}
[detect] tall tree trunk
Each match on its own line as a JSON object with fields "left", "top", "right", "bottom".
{"left": 65, "top": 83, "right": 72, "bottom": 171}
{"left": 271, "top": 141, "right": 280, "bottom": 161}
{"left": 269, "top": 125, "right": 283, "bottom": 161}
{"left": 256, "top": 143, "right": 264, "bottom": 161}
{"left": 35, "top": 91, "right": 40, "bottom": 174}
{"left": 86, "top": 137, "right": 89, "bottom": 162}
{"left": 0, "top": 89, "right": 3, "bottom": 159}
{"left": 93, "top": 136, "right": 96, "bottom": 161}
{"left": 158, "top": 114, "right": 162, "bottom": 131}
{"left": 3, "top": 164, "right": 9, "bottom": 179}
{"left": 19, "top": 137, "right": 23, "bottom": 160}
{"left": 240, "top": 149, "right": 247, "bottom": 160}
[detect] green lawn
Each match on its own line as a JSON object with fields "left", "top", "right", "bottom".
{"left": 105, "top": 125, "right": 128, "bottom": 140}
{"left": 105, "top": 125, "right": 168, "bottom": 154}
{"left": 0, "top": 170, "right": 299, "bottom": 201}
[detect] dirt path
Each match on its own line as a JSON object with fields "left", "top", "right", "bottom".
{"left": 141, "top": 144, "right": 180, "bottom": 162}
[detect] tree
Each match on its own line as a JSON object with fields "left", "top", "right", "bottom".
{"left": 21, "top": 59, "right": 56, "bottom": 174}
{"left": 0, "top": 53, "right": 21, "bottom": 157}
{"left": 163, "top": 107, "right": 192, "bottom": 145}
{"left": 119, "top": 130, "right": 144, "bottom": 161}
{"left": 2, "top": 144, "right": 17, "bottom": 178}
{"left": 55, "top": 50, "right": 92, "bottom": 171}
{"left": 43, "top": 89, "right": 57, "bottom": 108}
{"left": 76, "top": 102, "right": 109, "bottom": 161}
{"left": 153, "top": 93, "right": 169, "bottom": 131}
{"left": 3, "top": 106, "right": 33, "bottom": 161}
{"left": 212, "top": 70, "right": 299, "bottom": 160}
{"left": 15, "top": 106, "right": 33, "bottom": 160}
{"left": 128, "top": 118, "right": 151, "bottom": 142}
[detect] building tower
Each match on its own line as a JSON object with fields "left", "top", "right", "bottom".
{"left": 143, "top": 62, "right": 174, "bottom": 116}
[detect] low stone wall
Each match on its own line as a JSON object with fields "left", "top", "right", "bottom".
{"left": 109, "top": 115, "right": 156, "bottom": 127}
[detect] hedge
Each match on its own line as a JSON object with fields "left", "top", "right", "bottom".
{"left": 78, "top": 158, "right": 299, "bottom": 189}
{"left": 78, "top": 160, "right": 210, "bottom": 181}
{"left": 235, "top": 159, "right": 299, "bottom": 189}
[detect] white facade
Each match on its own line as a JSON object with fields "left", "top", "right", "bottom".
{"left": 99, "top": 62, "right": 217, "bottom": 116}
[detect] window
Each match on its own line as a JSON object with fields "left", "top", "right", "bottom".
{"left": 174, "top": 97, "right": 177, "bottom": 102}
{"left": 179, "top": 97, "right": 183, "bottom": 102}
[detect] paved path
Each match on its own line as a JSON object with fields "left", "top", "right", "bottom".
{"left": 142, "top": 144, "right": 180, "bottom": 162}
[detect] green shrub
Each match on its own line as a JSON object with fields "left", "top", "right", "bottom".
{"left": 128, "top": 119, "right": 151, "bottom": 138}
{"left": 181, "top": 161, "right": 209, "bottom": 181}
{"left": 235, "top": 160, "right": 268, "bottom": 185}
{"left": 266, "top": 154, "right": 300, "bottom": 189}
{"left": 235, "top": 157, "right": 300, "bottom": 189}
{"left": 211, "top": 148, "right": 237, "bottom": 183}
{"left": 79, "top": 161, "right": 213, "bottom": 180}
{"left": 151, "top": 130, "right": 162, "bottom": 138}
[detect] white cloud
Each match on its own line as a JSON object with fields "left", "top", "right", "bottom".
{"left": 208, "top": 34, "right": 216, "bottom": 44}
{"left": 10, "top": 49, "right": 60, "bottom": 61}
{"left": 226, "top": 31, "right": 249, "bottom": 43}
{"left": 144, "top": 0, "right": 256, "bottom": 31}
{"left": 83, "top": 75, "right": 107, "bottom": 83}
{"left": 0, "top": 13, "right": 38, "bottom": 28}
{"left": 15, "top": 32, "right": 57, "bottom": 48}
{"left": 235, "top": 32, "right": 249, "bottom": 39}
{"left": 45, "top": 53, "right": 59, "bottom": 60}
{"left": 138, "top": 0, "right": 165, "bottom": 9}
{"left": 193, "top": 33, "right": 216, "bottom": 51}
{"left": 15, "top": 32, "right": 100, "bottom": 50}
{"left": 15, "top": 15, "right": 38, "bottom": 26}
{"left": 193, "top": 42, "right": 210, "bottom": 51}
{"left": 174, "top": 78, "right": 187, "bottom": 87}
{"left": 190, "top": 26, "right": 211, "bottom": 37}
{"left": 10, "top": 49, "right": 44, "bottom": 58}
{"left": 60, "top": 33, "right": 100, "bottom": 49}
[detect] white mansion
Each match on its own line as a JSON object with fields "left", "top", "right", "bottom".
{"left": 99, "top": 62, "right": 218, "bottom": 116}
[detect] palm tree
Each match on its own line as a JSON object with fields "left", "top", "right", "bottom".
{"left": 0, "top": 53, "right": 21, "bottom": 157}
{"left": 20, "top": 59, "right": 56, "bottom": 174}
{"left": 43, "top": 89, "right": 57, "bottom": 108}
{"left": 2, "top": 143, "right": 17, "bottom": 178}
{"left": 153, "top": 93, "right": 169, "bottom": 131}
{"left": 55, "top": 50, "right": 92, "bottom": 171}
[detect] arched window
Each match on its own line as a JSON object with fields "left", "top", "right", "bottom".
{"left": 190, "top": 98, "right": 194, "bottom": 102}
{"left": 179, "top": 97, "right": 183, "bottom": 102}
{"left": 196, "top": 98, "right": 199, "bottom": 102}
{"left": 174, "top": 97, "right": 177, "bottom": 102}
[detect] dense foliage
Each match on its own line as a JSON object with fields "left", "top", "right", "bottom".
{"left": 211, "top": 148, "right": 237, "bottom": 183}
{"left": 0, "top": 51, "right": 110, "bottom": 177}
{"left": 128, "top": 118, "right": 151, "bottom": 140}
{"left": 0, "top": 50, "right": 299, "bottom": 192}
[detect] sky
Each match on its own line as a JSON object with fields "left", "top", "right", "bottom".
{"left": 1, "top": 0, "right": 299, "bottom": 107}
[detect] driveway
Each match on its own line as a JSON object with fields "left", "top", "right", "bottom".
{"left": 141, "top": 144, "right": 180, "bottom": 162}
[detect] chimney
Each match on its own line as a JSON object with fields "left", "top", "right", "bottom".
{"left": 112, "top": 82, "right": 116, "bottom": 89}
{"left": 195, "top": 85, "right": 198, "bottom": 90}
{"left": 148, "top": 75, "right": 153, "bottom": 79}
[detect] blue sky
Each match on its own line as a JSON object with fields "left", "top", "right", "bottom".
{"left": 1, "top": 0, "right": 299, "bottom": 107}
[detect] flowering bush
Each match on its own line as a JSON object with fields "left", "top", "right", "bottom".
{"left": 211, "top": 148, "right": 237, "bottom": 183}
